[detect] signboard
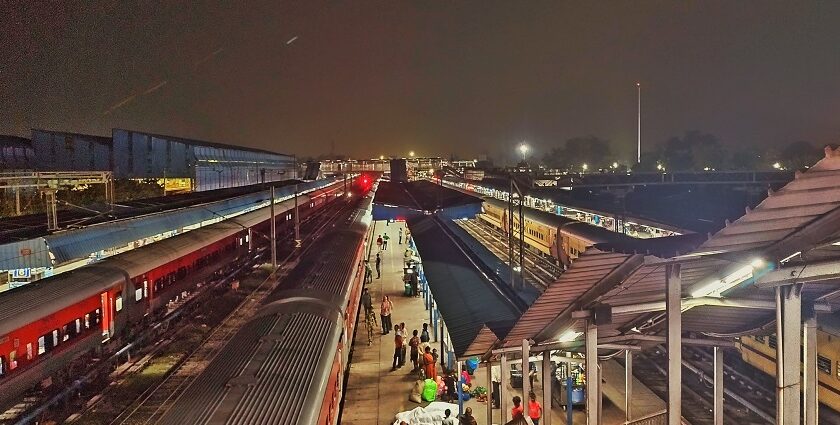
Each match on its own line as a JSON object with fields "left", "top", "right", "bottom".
{"left": 10, "top": 268, "right": 31, "bottom": 279}
{"left": 464, "top": 169, "right": 485, "bottom": 181}
{"left": 534, "top": 179, "right": 558, "bottom": 187}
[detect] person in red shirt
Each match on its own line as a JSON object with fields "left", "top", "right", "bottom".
{"left": 511, "top": 395, "right": 524, "bottom": 419}
{"left": 528, "top": 391, "right": 543, "bottom": 425}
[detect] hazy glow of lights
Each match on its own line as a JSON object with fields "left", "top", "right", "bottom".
{"left": 409, "top": 151, "right": 415, "bottom": 157}
{"left": 772, "top": 162, "right": 782, "bottom": 169}
{"left": 581, "top": 163, "right": 588, "bottom": 171}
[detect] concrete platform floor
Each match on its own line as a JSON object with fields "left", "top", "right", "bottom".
{"left": 341, "top": 220, "right": 626, "bottom": 425}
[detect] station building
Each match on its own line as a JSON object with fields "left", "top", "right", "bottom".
{"left": 14, "top": 128, "right": 296, "bottom": 192}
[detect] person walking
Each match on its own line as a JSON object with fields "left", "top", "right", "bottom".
{"left": 423, "top": 346, "right": 436, "bottom": 380}
{"left": 380, "top": 296, "right": 393, "bottom": 334}
{"left": 375, "top": 253, "right": 381, "bottom": 279}
{"left": 398, "top": 228, "right": 403, "bottom": 244}
{"left": 409, "top": 330, "right": 421, "bottom": 371}
{"left": 392, "top": 325, "right": 404, "bottom": 371}
{"left": 511, "top": 396, "right": 524, "bottom": 419}
{"left": 382, "top": 233, "right": 390, "bottom": 250}
{"left": 376, "top": 235, "right": 383, "bottom": 251}
{"left": 420, "top": 323, "right": 430, "bottom": 343}
{"left": 528, "top": 391, "right": 543, "bottom": 425}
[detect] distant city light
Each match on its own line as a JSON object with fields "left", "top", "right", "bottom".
{"left": 612, "top": 162, "right": 618, "bottom": 169}
{"left": 582, "top": 163, "right": 588, "bottom": 171}
{"left": 518, "top": 142, "right": 530, "bottom": 159}
{"left": 703, "top": 166, "right": 711, "bottom": 171}
{"left": 772, "top": 162, "right": 782, "bottom": 169}
{"left": 656, "top": 163, "right": 664, "bottom": 171}
{"left": 409, "top": 151, "right": 415, "bottom": 157}
{"left": 380, "top": 155, "right": 384, "bottom": 160}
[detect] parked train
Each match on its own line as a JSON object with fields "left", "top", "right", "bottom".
{"left": 155, "top": 188, "right": 375, "bottom": 425}
{"left": 480, "top": 196, "right": 630, "bottom": 267}
{"left": 0, "top": 177, "right": 363, "bottom": 412}
{"left": 740, "top": 324, "right": 840, "bottom": 413}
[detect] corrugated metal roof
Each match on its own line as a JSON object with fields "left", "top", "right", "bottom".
{"left": 0, "top": 179, "right": 336, "bottom": 270}
{"left": 499, "top": 148, "right": 840, "bottom": 347}
{"left": 409, "top": 215, "right": 521, "bottom": 358}
{"left": 0, "top": 265, "right": 125, "bottom": 336}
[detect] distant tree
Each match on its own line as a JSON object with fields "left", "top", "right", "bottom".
{"left": 779, "top": 140, "right": 823, "bottom": 170}
{"left": 541, "top": 136, "right": 612, "bottom": 171}
{"left": 662, "top": 131, "right": 726, "bottom": 171}
{"left": 730, "top": 148, "right": 763, "bottom": 170}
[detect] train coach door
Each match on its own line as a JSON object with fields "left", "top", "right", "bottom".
{"left": 100, "top": 292, "right": 114, "bottom": 338}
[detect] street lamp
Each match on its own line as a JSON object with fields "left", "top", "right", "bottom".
{"left": 612, "top": 162, "right": 619, "bottom": 169}
{"left": 582, "top": 163, "right": 588, "bottom": 171}
{"left": 379, "top": 155, "right": 384, "bottom": 160}
{"left": 772, "top": 162, "right": 782, "bottom": 170}
{"left": 409, "top": 151, "right": 415, "bottom": 158}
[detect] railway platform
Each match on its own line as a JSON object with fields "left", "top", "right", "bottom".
{"left": 342, "top": 220, "right": 629, "bottom": 424}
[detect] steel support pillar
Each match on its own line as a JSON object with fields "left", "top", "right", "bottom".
{"left": 457, "top": 360, "right": 464, "bottom": 416}
{"left": 625, "top": 350, "right": 633, "bottom": 422}
{"left": 775, "top": 284, "right": 802, "bottom": 424}
{"left": 501, "top": 353, "right": 509, "bottom": 424}
{"left": 666, "top": 263, "right": 682, "bottom": 425}
{"left": 803, "top": 314, "right": 818, "bottom": 425}
{"left": 585, "top": 320, "right": 599, "bottom": 425}
{"left": 294, "top": 184, "right": 301, "bottom": 247}
{"left": 714, "top": 346, "right": 724, "bottom": 425}
{"left": 486, "top": 361, "right": 494, "bottom": 425}
{"left": 542, "top": 351, "right": 552, "bottom": 425}
{"left": 270, "top": 186, "right": 277, "bottom": 269}
{"left": 522, "top": 339, "right": 531, "bottom": 417}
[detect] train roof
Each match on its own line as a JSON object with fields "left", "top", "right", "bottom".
{"left": 0, "top": 193, "right": 312, "bottom": 336}
{"left": 158, "top": 195, "right": 372, "bottom": 425}
{"left": 0, "top": 266, "right": 125, "bottom": 336}
{"left": 482, "top": 196, "right": 629, "bottom": 245}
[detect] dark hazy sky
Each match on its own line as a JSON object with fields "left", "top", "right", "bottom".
{"left": 2, "top": 1, "right": 840, "bottom": 161}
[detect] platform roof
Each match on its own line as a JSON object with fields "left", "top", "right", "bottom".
{"left": 494, "top": 147, "right": 840, "bottom": 350}
{"left": 374, "top": 180, "right": 481, "bottom": 211}
{"left": 408, "top": 215, "right": 521, "bottom": 358}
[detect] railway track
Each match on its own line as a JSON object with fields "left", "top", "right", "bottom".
{"left": 455, "top": 218, "right": 561, "bottom": 290}
{"left": 106, "top": 199, "right": 354, "bottom": 425}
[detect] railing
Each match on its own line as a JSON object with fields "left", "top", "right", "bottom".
{"left": 623, "top": 410, "right": 691, "bottom": 425}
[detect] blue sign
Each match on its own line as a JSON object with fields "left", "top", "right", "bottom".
{"left": 10, "top": 268, "right": 31, "bottom": 279}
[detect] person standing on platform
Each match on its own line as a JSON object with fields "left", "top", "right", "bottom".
{"left": 409, "top": 330, "right": 421, "bottom": 371}
{"left": 363, "top": 260, "right": 372, "bottom": 284}
{"left": 441, "top": 409, "right": 456, "bottom": 425}
{"left": 361, "top": 288, "right": 372, "bottom": 316}
{"left": 404, "top": 248, "right": 413, "bottom": 267}
{"left": 398, "top": 228, "right": 403, "bottom": 244}
{"left": 383, "top": 233, "right": 390, "bottom": 250}
{"left": 376, "top": 235, "right": 383, "bottom": 251}
{"left": 392, "top": 325, "right": 404, "bottom": 371}
{"left": 461, "top": 407, "right": 478, "bottom": 425}
{"left": 420, "top": 323, "right": 430, "bottom": 343}
{"left": 375, "top": 253, "right": 381, "bottom": 279}
{"left": 380, "top": 296, "right": 393, "bottom": 334}
{"left": 528, "top": 391, "right": 543, "bottom": 425}
{"left": 423, "top": 346, "right": 436, "bottom": 379}
{"left": 399, "top": 322, "right": 407, "bottom": 366}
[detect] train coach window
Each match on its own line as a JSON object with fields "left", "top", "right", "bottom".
{"left": 116, "top": 295, "right": 123, "bottom": 312}
{"left": 768, "top": 335, "right": 777, "bottom": 349}
{"left": 755, "top": 335, "right": 765, "bottom": 344}
{"left": 836, "top": 361, "right": 840, "bottom": 379}
{"left": 26, "top": 343, "right": 32, "bottom": 360}
{"left": 85, "top": 314, "right": 90, "bottom": 329}
{"left": 818, "top": 355, "right": 832, "bottom": 374}
{"left": 0, "top": 355, "right": 5, "bottom": 376}
{"left": 75, "top": 319, "right": 82, "bottom": 334}
{"left": 136, "top": 287, "right": 143, "bottom": 302}
{"left": 37, "top": 336, "right": 46, "bottom": 355}
{"left": 52, "top": 330, "right": 59, "bottom": 347}
{"left": 9, "top": 351, "right": 15, "bottom": 370}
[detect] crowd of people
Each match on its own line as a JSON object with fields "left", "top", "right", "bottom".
{"left": 364, "top": 222, "right": 548, "bottom": 425}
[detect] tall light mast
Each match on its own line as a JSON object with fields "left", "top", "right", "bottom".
{"left": 637, "top": 82, "right": 641, "bottom": 164}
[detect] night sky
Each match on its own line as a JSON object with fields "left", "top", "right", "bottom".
{"left": 2, "top": 1, "right": 840, "bottom": 161}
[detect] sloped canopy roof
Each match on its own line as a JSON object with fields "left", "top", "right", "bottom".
{"left": 495, "top": 147, "right": 840, "bottom": 350}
